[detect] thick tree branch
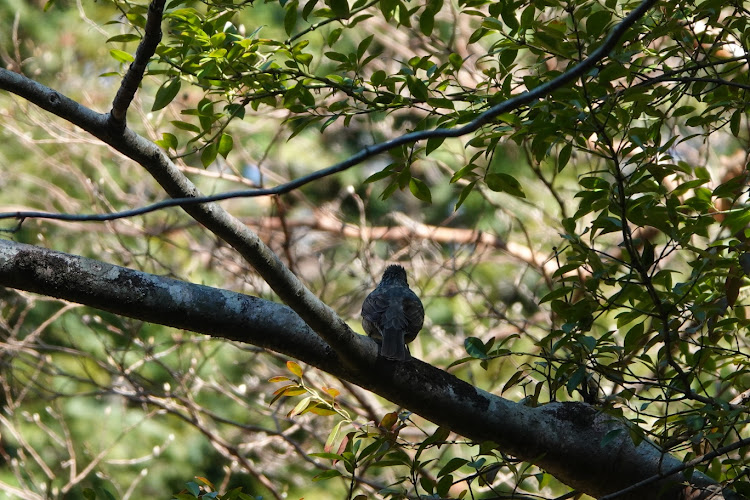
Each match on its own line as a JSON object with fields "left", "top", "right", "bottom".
{"left": 0, "top": 239, "right": 741, "bottom": 500}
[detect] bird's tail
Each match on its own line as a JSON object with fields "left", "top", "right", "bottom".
{"left": 381, "top": 302, "right": 408, "bottom": 361}
{"left": 380, "top": 326, "right": 407, "bottom": 360}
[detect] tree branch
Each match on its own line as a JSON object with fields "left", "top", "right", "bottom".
{"left": 0, "top": 67, "right": 365, "bottom": 370}
{"left": 0, "top": 239, "right": 741, "bottom": 500}
{"left": 108, "top": 0, "right": 166, "bottom": 129}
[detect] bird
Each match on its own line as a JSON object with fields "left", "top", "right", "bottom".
{"left": 361, "top": 265, "right": 424, "bottom": 361}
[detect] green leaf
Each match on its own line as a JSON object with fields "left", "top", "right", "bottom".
{"left": 438, "top": 457, "right": 468, "bottom": 477}
{"left": 502, "top": 370, "right": 526, "bottom": 393}
{"left": 520, "top": 4, "right": 535, "bottom": 29}
{"left": 485, "top": 172, "right": 525, "bottom": 198}
{"left": 284, "top": 1, "right": 298, "bottom": 35}
{"left": 455, "top": 181, "right": 476, "bottom": 210}
{"left": 425, "top": 136, "right": 445, "bottom": 155}
{"left": 357, "top": 35, "right": 374, "bottom": 60}
{"left": 295, "top": 52, "right": 313, "bottom": 67}
{"left": 155, "top": 132, "right": 178, "bottom": 151}
{"left": 288, "top": 396, "right": 312, "bottom": 417}
{"left": 730, "top": 109, "right": 741, "bottom": 137}
{"left": 673, "top": 105, "right": 695, "bottom": 116}
{"left": 409, "top": 178, "right": 432, "bottom": 203}
{"left": 709, "top": 176, "right": 741, "bottom": 201}
{"left": 218, "top": 133, "right": 234, "bottom": 158}
{"left": 364, "top": 168, "right": 393, "bottom": 184}
{"left": 451, "top": 163, "right": 479, "bottom": 183}
{"left": 325, "top": 51, "right": 349, "bottom": 63}
{"left": 721, "top": 208, "right": 750, "bottom": 235}
{"left": 109, "top": 49, "right": 134, "bottom": 64}
{"left": 566, "top": 366, "right": 587, "bottom": 395}
{"left": 99, "top": 489, "right": 116, "bottom": 500}
{"left": 327, "top": 27, "right": 342, "bottom": 46}
{"left": 579, "top": 335, "right": 596, "bottom": 352}
{"left": 464, "top": 336, "right": 488, "bottom": 359}
{"left": 186, "top": 481, "right": 201, "bottom": 496}
{"left": 371, "top": 70, "right": 386, "bottom": 86}
{"left": 106, "top": 34, "right": 140, "bottom": 43}
{"left": 468, "top": 27, "right": 488, "bottom": 44}
{"left": 426, "top": 97, "right": 454, "bottom": 109}
{"left": 424, "top": 426, "right": 450, "bottom": 447}
{"left": 558, "top": 143, "right": 572, "bottom": 172}
{"left": 225, "top": 103, "right": 246, "bottom": 120}
{"left": 579, "top": 177, "right": 609, "bottom": 190}
{"left": 328, "top": 0, "right": 350, "bottom": 18}
{"left": 302, "top": 0, "right": 318, "bottom": 20}
{"left": 312, "top": 469, "right": 343, "bottom": 481}
{"left": 171, "top": 120, "right": 200, "bottom": 133}
{"left": 586, "top": 10, "right": 612, "bottom": 38}
{"left": 201, "top": 143, "right": 218, "bottom": 168}
{"left": 499, "top": 48, "right": 517, "bottom": 68}
{"left": 152, "top": 78, "right": 181, "bottom": 111}
{"left": 500, "top": 5, "right": 519, "bottom": 33}
{"left": 397, "top": 1, "right": 411, "bottom": 26}
{"left": 425, "top": 0, "right": 444, "bottom": 14}
{"left": 732, "top": 481, "right": 750, "bottom": 497}
{"left": 210, "top": 32, "right": 226, "bottom": 47}
{"left": 740, "top": 253, "right": 750, "bottom": 275}
{"left": 539, "top": 287, "right": 572, "bottom": 303}
{"left": 324, "top": 421, "right": 343, "bottom": 453}
{"left": 309, "top": 451, "right": 347, "bottom": 460}
{"left": 419, "top": 9, "right": 435, "bottom": 35}
{"left": 406, "top": 75, "right": 428, "bottom": 101}
{"left": 437, "top": 475, "right": 453, "bottom": 498}
{"left": 380, "top": 0, "right": 397, "bottom": 20}
{"left": 174, "top": 494, "right": 196, "bottom": 500}
{"left": 448, "top": 52, "right": 463, "bottom": 70}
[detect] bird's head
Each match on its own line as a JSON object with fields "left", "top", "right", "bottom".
{"left": 380, "top": 265, "right": 408, "bottom": 285}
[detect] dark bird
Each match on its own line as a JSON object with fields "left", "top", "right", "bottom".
{"left": 361, "top": 265, "right": 424, "bottom": 361}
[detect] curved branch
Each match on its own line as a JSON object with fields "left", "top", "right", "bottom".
{"left": 0, "top": 239, "right": 739, "bottom": 500}
{"left": 0, "top": 0, "right": 658, "bottom": 225}
{"left": 109, "top": 0, "right": 166, "bottom": 128}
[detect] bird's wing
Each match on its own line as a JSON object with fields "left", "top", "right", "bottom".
{"left": 405, "top": 291, "right": 424, "bottom": 321}
{"left": 403, "top": 291, "right": 425, "bottom": 335}
{"left": 361, "top": 288, "right": 390, "bottom": 323}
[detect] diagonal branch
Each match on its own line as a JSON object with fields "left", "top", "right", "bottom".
{"left": 0, "top": 68, "right": 365, "bottom": 369}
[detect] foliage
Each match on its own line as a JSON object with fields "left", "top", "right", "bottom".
{"left": 0, "top": 0, "right": 750, "bottom": 497}
{"left": 171, "top": 477, "right": 263, "bottom": 500}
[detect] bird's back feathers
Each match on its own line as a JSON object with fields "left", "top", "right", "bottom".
{"left": 361, "top": 268, "right": 424, "bottom": 361}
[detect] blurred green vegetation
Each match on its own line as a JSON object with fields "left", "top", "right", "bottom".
{"left": 1, "top": 0, "right": 749, "bottom": 498}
